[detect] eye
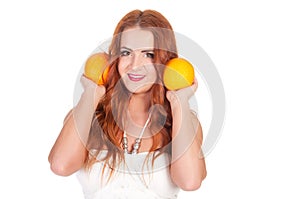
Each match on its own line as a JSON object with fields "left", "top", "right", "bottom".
{"left": 144, "top": 52, "right": 154, "bottom": 59}
{"left": 120, "top": 50, "right": 131, "bottom": 57}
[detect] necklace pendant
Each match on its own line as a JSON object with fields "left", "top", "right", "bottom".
{"left": 122, "top": 136, "right": 129, "bottom": 154}
{"left": 122, "top": 110, "right": 152, "bottom": 154}
{"left": 131, "top": 138, "right": 141, "bottom": 154}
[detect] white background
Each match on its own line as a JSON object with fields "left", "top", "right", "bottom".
{"left": 1, "top": 0, "right": 299, "bottom": 198}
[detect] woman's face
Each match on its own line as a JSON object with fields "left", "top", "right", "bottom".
{"left": 118, "top": 27, "right": 158, "bottom": 94}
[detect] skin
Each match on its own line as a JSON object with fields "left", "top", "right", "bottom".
{"left": 118, "top": 28, "right": 158, "bottom": 140}
{"left": 167, "top": 79, "right": 207, "bottom": 190}
{"left": 48, "top": 27, "right": 206, "bottom": 191}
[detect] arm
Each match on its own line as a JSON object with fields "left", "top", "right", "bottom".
{"left": 167, "top": 79, "right": 207, "bottom": 191}
{"left": 48, "top": 76, "right": 105, "bottom": 176}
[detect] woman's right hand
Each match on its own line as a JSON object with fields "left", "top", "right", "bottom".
{"left": 80, "top": 75, "right": 106, "bottom": 108}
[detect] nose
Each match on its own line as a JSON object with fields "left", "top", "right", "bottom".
{"left": 130, "top": 53, "right": 143, "bottom": 70}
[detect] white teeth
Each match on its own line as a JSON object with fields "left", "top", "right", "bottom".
{"left": 128, "top": 74, "right": 144, "bottom": 78}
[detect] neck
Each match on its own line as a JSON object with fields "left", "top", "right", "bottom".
{"left": 129, "top": 93, "right": 151, "bottom": 114}
{"left": 124, "top": 92, "right": 151, "bottom": 132}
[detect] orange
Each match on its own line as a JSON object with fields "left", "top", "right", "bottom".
{"left": 84, "top": 52, "right": 109, "bottom": 85}
{"left": 163, "top": 58, "right": 195, "bottom": 90}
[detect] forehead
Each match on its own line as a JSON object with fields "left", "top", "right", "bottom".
{"left": 120, "top": 28, "right": 154, "bottom": 50}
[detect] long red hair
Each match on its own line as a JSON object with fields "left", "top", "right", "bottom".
{"left": 84, "top": 9, "right": 178, "bottom": 177}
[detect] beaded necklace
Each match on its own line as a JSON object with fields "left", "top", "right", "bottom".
{"left": 122, "top": 111, "right": 152, "bottom": 154}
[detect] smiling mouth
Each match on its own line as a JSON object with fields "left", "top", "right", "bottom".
{"left": 128, "top": 73, "right": 146, "bottom": 82}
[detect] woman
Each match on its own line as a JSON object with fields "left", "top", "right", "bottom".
{"left": 49, "top": 9, "right": 206, "bottom": 198}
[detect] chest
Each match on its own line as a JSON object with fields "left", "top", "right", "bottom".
{"left": 77, "top": 152, "right": 179, "bottom": 198}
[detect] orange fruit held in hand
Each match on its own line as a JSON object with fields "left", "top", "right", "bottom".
{"left": 163, "top": 58, "right": 195, "bottom": 90}
{"left": 84, "top": 52, "right": 109, "bottom": 85}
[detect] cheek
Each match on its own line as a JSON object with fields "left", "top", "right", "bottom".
{"left": 118, "top": 60, "right": 127, "bottom": 76}
{"left": 148, "top": 67, "right": 159, "bottom": 82}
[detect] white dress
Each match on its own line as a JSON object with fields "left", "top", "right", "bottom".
{"left": 77, "top": 150, "right": 180, "bottom": 199}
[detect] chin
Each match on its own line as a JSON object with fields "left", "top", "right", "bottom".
{"left": 126, "top": 84, "right": 154, "bottom": 94}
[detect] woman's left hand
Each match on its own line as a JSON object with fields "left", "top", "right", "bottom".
{"left": 166, "top": 77, "right": 198, "bottom": 108}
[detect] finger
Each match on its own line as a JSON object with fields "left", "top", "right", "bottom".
{"left": 81, "top": 74, "right": 93, "bottom": 83}
{"left": 80, "top": 74, "right": 89, "bottom": 85}
{"left": 192, "top": 76, "right": 198, "bottom": 92}
{"left": 166, "top": 90, "right": 176, "bottom": 102}
{"left": 81, "top": 74, "right": 97, "bottom": 88}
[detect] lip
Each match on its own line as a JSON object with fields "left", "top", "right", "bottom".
{"left": 128, "top": 73, "right": 146, "bottom": 82}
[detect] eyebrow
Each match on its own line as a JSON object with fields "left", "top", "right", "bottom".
{"left": 120, "top": 46, "right": 154, "bottom": 52}
{"left": 120, "top": 46, "right": 132, "bottom": 51}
